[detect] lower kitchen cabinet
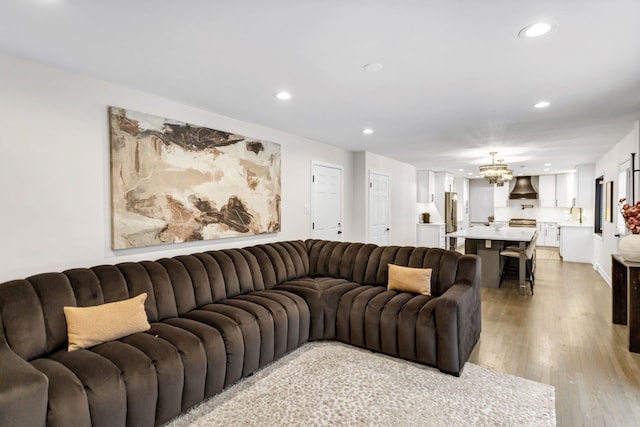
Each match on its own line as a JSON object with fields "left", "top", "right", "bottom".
{"left": 559, "top": 224, "right": 593, "bottom": 263}
{"left": 417, "top": 223, "right": 446, "bottom": 249}
{"left": 536, "top": 222, "right": 559, "bottom": 247}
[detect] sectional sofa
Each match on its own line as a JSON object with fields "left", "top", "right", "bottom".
{"left": 0, "top": 239, "right": 481, "bottom": 427}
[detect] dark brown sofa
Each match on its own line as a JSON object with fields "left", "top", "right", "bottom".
{"left": 0, "top": 239, "right": 481, "bottom": 427}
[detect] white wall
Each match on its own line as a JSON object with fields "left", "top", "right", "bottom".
{"left": 353, "top": 151, "right": 417, "bottom": 246}
{"left": 593, "top": 121, "right": 640, "bottom": 284}
{"left": 0, "top": 53, "right": 355, "bottom": 282}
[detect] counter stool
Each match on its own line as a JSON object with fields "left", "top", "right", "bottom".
{"left": 499, "top": 231, "right": 538, "bottom": 294}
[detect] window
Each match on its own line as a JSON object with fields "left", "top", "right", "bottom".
{"left": 595, "top": 176, "right": 604, "bottom": 235}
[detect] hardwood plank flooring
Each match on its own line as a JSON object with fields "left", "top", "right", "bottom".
{"left": 468, "top": 257, "right": 640, "bottom": 426}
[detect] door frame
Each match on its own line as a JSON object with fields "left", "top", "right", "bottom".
{"left": 310, "top": 161, "right": 344, "bottom": 239}
{"left": 368, "top": 169, "right": 390, "bottom": 244}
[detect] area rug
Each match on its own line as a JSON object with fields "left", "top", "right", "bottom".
{"left": 536, "top": 248, "right": 561, "bottom": 260}
{"left": 165, "top": 342, "right": 556, "bottom": 426}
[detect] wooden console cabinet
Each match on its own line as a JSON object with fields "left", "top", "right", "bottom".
{"left": 611, "top": 254, "right": 640, "bottom": 352}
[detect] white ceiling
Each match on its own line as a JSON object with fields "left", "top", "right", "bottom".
{"left": 1, "top": 0, "right": 639, "bottom": 177}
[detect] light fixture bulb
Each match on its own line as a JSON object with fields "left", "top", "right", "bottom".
{"left": 362, "top": 128, "right": 374, "bottom": 135}
{"left": 533, "top": 101, "right": 551, "bottom": 108}
{"left": 363, "top": 62, "right": 383, "bottom": 72}
{"left": 519, "top": 22, "right": 555, "bottom": 38}
{"left": 274, "top": 91, "right": 291, "bottom": 100}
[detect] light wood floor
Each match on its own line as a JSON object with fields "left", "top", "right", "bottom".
{"left": 468, "top": 256, "right": 640, "bottom": 426}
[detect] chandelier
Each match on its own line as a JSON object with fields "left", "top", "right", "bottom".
{"left": 479, "top": 152, "right": 513, "bottom": 187}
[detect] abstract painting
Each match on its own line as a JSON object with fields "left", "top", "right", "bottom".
{"left": 109, "top": 107, "right": 281, "bottom": 249}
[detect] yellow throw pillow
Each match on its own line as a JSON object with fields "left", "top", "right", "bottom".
{"left": 64, "top": 293, "right": 150, "bottom": 351}
{"left": 387, "top": 264, "right": 432, "bottom": 295}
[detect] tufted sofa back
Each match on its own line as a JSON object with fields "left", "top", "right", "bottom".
{"left": 0, "top": 241, "right": 309, "bottom": 362}
{"left": 306, "top": 239, "right": 475, "bottom": 296}
{"left": 0, "top": 239, "right": 475, "bottom": 363}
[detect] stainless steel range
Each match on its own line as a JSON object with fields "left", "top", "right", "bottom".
{"left": 509, "top": 218, "right": 537, "bottom": 228}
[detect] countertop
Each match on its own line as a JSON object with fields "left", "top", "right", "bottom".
{"left": 445, "top": 226, "right": 536, "bottom": 241}
{"left": 558, "top": 222, "right": 593, "bottom": 228}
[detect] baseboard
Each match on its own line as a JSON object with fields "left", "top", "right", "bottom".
{"left": 595, "top": 262, "right": 611, "bottom": 287}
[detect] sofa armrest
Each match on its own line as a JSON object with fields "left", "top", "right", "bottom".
{"left": 0, "top": 334, "right": 48, "bottom": 427}
{"left": 433, "top": 282, "right": 482, "bottom": 376}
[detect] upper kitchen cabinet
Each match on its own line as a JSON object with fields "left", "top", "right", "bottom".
{"left": 575, "top": 164, "right": 595, "bottom": 208}
{"left": 417, "top": 170, "right": 435, "bottom": 203}
{"left": 434, "top": 172, "right": 455, "bottom": 222}
{"left": 435, "top": 171, "right": 455, "bottom": 193}
{"left": 556, "top": 172, "right": 576, "bottom": 207}
{"left": 493, "top": 182, "right": 509, "bottom": 208}
{"left": 455, "top": 177, "right": 470, "bottom": 228}
{"left": 538, "top": 175, "right": 557, "bottom": 207}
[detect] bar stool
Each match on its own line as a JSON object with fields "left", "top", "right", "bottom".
{"left": 499, "top": 231, "right": 538, "bottom": 294}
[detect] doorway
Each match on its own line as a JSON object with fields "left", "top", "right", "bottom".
{"left": 311, "top": 162, "right": 343, "bottom": 241}
{"left": 369, "top": 171, "right": 390, "bottom": 245}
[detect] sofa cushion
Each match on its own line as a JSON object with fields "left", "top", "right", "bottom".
{"left": 387, "top": 264, "right": 432, "bottom": 295}
{"left": 336, "top": 286, "right": 437, "bottom": 366}
{"left": 276, "top": 277, "right": 359, "bottom": 340}
{"left": 63, "top": 293, "right": 150, "bottom": 351}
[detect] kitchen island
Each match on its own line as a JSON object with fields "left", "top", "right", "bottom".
{"left": 446, "top": 226, "right": 536, "bottom": 295}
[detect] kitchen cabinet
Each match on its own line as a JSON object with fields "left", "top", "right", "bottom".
{"left": 417, "top": 223, "right": 446, "bottom": 249}
{"left": 559, "top": 224, "right": 593, "bottom": 263}
{"left": 455, "top": 220, "right": 466, "bottom": 247}
{"left": 434, "top": 172, "right": 454, "bottom": 224}
{"left": 538, "top": 175, "right": 557, "bottom": 207}
{"left": 417, "top": 170, "right": 435, "bottom": 203}
{"left": 435, "top": 171, "right": 455, "bottom": 193}
{"left": 556, "top": 172, "right": 576, "bottom": 207}
{"left": 575, "top": 164, "right": 595, "bottom": 208}
{"left": 455, "top": 177, "right": 469, "bottom": 229}
{"left": 493, "top": 183, "right": 509, "bottom": 208}
{"left": 536, "top": 222, "right": 559, "bottom": 247}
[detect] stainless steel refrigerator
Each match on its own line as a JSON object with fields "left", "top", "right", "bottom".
{"left": 445, "top": 192, "right": 458, "bottom": 233}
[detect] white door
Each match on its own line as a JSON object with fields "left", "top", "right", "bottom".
{"left": 311, "top": 163, "right": 343, "bottom": 241}
{"left": 369, "top": 171, "right": 390, "bottom": 245}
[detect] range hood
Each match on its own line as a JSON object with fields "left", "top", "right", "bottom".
{"left": 509, "top": 176, "right": 538, "bottom": 200}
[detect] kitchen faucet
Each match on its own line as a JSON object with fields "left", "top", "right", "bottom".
{"left": 570, "top": 206, "right": 583, "bottom": 224}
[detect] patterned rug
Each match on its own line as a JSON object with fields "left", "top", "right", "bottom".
{"left": 536, "top": 247, "right": 561, "bottom": 260}
{"left": 164, "top": 342, "right": 556, "bottom": 426}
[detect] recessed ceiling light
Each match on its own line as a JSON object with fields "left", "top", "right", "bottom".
{"left": 519, "top": 22, "right": 554, "bottom": 38}
{"left": 544, "top": 163, "right": 551, "bottom": 166}
{"left": 362, "top": 128, "right": 374, "bottom": 135}
{"left": 533, "top": 101, "right": 551, "bottom": 109}
{"left": 458, "top": 169, "right": 464, "bottom": 172}
{"left": 543, "top": 168, "right": 550, "bottom": 171}
{"left": 273, "top": 91, "right": 291, "bottom": 100}
{"left": 363, "top": 62, "right": 383, "bottom": 72}
{"left": 467, "top": 172, "right": 473, "bottom": 176}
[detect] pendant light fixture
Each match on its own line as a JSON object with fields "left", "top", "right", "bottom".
{"left": 479, "top": 152, "right": 513, "bottom": 187}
